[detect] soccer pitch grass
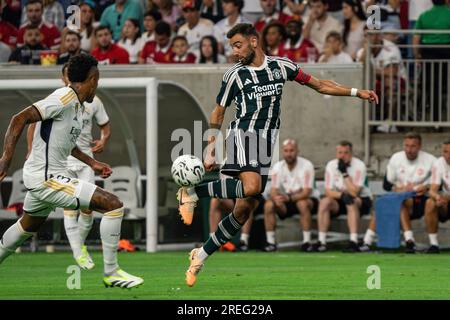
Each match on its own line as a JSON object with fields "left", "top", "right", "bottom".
{"left": 1, "top": 250, "right": 450, "bottom": 300}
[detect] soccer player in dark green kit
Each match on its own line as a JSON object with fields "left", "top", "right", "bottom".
{"left": 178, "top": 23, "right": 379, "bottom": 287}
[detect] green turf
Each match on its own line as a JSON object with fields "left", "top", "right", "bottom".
{"left": 1, "top": 250, "right": 450, "bottom": 300}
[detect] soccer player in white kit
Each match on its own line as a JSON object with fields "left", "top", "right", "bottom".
{"left": 361, "top": 132, "right": 436, "bottom": 254}
{"left": 424, "top": 140, "right": 450, "bottom": 254}
{"left": 27, "top": 63, "right": 111, "bottom": 270}
{"left": 0, "top": 54, "right": 143, "bottom": 288}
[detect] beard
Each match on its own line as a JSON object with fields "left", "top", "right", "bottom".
{"left": 239, "top": 48, "right": 256, "bottom": 65}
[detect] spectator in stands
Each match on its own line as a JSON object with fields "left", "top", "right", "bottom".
{"left": 425, "top": 140, "right": 450, "bottom": 254}
{"left": 1, "top": 0, "right": 21, "bottom": 28}
{"left": 153, "top": 0, "right": 182, "bottom": 30}
{"left": 78, "top": 1, "right": 98, "bottom": 52}
{"left": 326, "top": 0, "right": 344, "bottom": 22}
{"left": 378, "top": 0, "right": 402, "bottom": 43}
{"left": 279, "top": 18, "right": 318, "bottom": 63}
{"left": 18, "top": 0, "right": 61, "bottom": 50}
{"left": 9, "top": 24, "right": 47, "bottom": 64}
{"left": 177, "top": 0, "right": 214, "bottom": 55}
{"left": 170, "top": 35, "right": 196, "bottom": 62}
{"left": 318, "top": 31, "right": 353, "bottom": 63}
{"left": 282, "top": 0, "right": 308, "bottom": 18}
{"left": 413, "top": 0, "right": 450, "bottom": 123}
{"left": 357, "top": 27, "right": 404, "bottom": 133}
{"left": 21, "top": 0, "right": 65, "bottom": 31}
{"left": 361, "top": 132, "right": 437, "bottom": 253}
{"left": 302, "top": 0, "right": 343, "bottom": 53}
{"left": 254, "top": 0, "right": 292, "bottom": 33}
{"left": 140, "top": 9, "right": 162, "bottom": 44}
{"left": 199, "top": 0, "right": 224, "bottom": 23}
{"left": 91, "top": 25, "right": 130, "bottom": 64}
{"left": 263, "top": 139, "right": 319, "bottom": 252}
{"left": 314, "top": 140, "right": 372, "bottom": 253}
{"left": 0, "top": 1, "right": 18, "bottom": 62}
{"left": 407, "top": 0, "right": 432, "bottom": 58}
{"left": 118, "top": 18, "right": 142, "bottom": 63}
{"left": 261, "top": 21, "right": 286, "bottom": 56}
{"left": 342, "top": 0, "right": 366, "bottom": 60}
{"left": 139, "top": 20, "right": 173, "bottom": 63}
{"left": 100, "top": 0, "right": 144, "bottom": 42}
{"left": 197, "top": 34, "right": 226, "bottom": 63}
{"left": 213, "top": 0, "right": 251, "bottom": 59}
{"left": 57, "top": 30, "right": 89, "bottom": 64}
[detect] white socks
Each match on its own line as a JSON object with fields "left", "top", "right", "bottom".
{"left": 78, "top": 212, "right": 94, "bottom": 244}
{"left": 303, "top": 231, "right": 311, "bottom": 243}
{"left": 266, "top": 231, "right": 276, "bottom": 245}
{"left": 364, "top": 229, "right": 376, "bottom": 245}
{"left": 0, "top": 220, "right": 35, "bottom": 264}
{"left": 100, "top": 207, "right": 124, "bottom": 275}
{"left": 197, "top": 247, "right": 209, "bottom": 261}
{"left": 240, "top": 233, "right": 249, "bottom": 245}
{"left": 64, "top": 210, "right": 82, "bottom": 258}
{"left": 404, "top": 230, "right": 415, "bottom": 242}
{"left": 318, "top": 232, "right": 327, "bottom": 244}
{"left": 350, "top": 233, "right": 358, "bottom": 243}
{"left": 429, "top": 233, "right": 439, "bottom": 246}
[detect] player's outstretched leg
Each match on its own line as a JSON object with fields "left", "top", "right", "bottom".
{"left": 177, "top": 178, "right": 245, "bottom": 225}
{"left": 0, "top": 214, "right": 45, "bottom": 264}
{"left": 90, "top": 187, "right": 143, "bottom": 289}
{"left": 185, "top": 197, "right": 257, "bottom": 287}
{"left": 64, "top": 209, "right": 95, "bottom": 270}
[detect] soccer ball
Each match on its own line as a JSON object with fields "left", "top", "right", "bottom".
{"left": 171, "top": 154, "right": 205, "bottom": 187}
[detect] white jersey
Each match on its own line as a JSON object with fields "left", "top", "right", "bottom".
{"left": 325, "top": 157, "right": 372, "bottom": 198}
{"left": 66, "top": 95, "right": 109, "bottom": 169}
{"left": 386, "top": 150, "right": 436, "bottom": 187}
{"left": 24, "top": 87, "right": 84, "bottom": 189}
{"left": 430, "top": 156, "right": 450, "bottom": 193}
{"left": 271, "top": 157, "right": 320, "bottom": 199}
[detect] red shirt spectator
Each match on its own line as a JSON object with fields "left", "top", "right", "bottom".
{"left": 0, "top": 19, "right": 18, "bottom": 48}
{"left": 171, "top": 52, "right": 196, "bottom": 63}
{"left": 92, "top": 43, "right": 130, "bottom": 64}
{"left": 280, "top": 37, "right": 319, "bottom": 63}
{"left": 18, "top": 21, "right": 60, "bottom": 49}
{"left": 255, "top": 12, "right": 292, "bottom": 33}
{"left": 140, "top": 40, "right": 173, "bottom": 64}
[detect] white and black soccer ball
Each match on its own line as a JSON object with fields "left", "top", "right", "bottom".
{"left": 171, "top": 154, "right": 205, "bottom": 187}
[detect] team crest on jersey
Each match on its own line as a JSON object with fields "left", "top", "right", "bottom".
{"left": 273, "top": 68, "right": 282, "bottom": 80}
{"left": 70, "top": 180, "right": 79, "bottom": 186}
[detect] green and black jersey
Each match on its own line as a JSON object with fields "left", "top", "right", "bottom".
{"left": 216, "top": 55, "right": 311, "bottom": 139}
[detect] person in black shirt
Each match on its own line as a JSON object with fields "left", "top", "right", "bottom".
{"left": 9, "top": 25, "right": 47, "bottom": 65}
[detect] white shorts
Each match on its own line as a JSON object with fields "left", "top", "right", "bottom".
{"left": 66, "top": 165, "right": 95, "bottom": 184}
{"left": 23, "top": 174, "right": 97, "bottom": 217}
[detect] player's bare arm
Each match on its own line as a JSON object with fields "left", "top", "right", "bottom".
{"left": 204, "top": 104, "right": 226, "bottom": 171}
{"left": 91, "top": 121, "right": 111, "bottom": 153}
{"left": 325, "top": 188, "right": 343, "bottom": 200}
{"left": 290, "top": 188, "right": 312, "bottom": 202}
{"left": 306, "top": 76, "right": 379, "bottom": 104}
{"left": 0, "top": 106, "right": 42, "bottom": 182}
{"left": 71, "top": 146, "right": 112, "bottom": 178}
{"left": 26, "top": 122, "right": 37, "bottom": 159}
{"left": 342, "top": 177, "right": 362, "bottom": 198}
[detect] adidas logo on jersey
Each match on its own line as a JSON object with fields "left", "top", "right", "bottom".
{"left": 244, "top": 78, "right": 252, "bottom": 86}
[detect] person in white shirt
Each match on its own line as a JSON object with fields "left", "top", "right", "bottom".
{"left": 118, "top": 18, "right": 143, "bottom": 64}
{"left": 362, "top": 132, "right": 437, "bottom": 254}
{"left": 263, "top": 139, "right": 319, "bottom": 252}
{"left": 177, "top": 0, "right": 214, "bottom": 55}
{"left": 139, "top": 9, "right": 162, "bottom": 45}
{"left": 302, "top": 0, "right": 343, "bottom": 53}
{"left": 342, "top": 0, "right": 366, "bottom": 60}
{"left": 424, "top": 140, "right": 450, "bottom": 254}
{"left": 315, "top": 140, "right": 372, "bottom": 253}
{"left": 318, "top": 31, "right": 353, "bottom": 63}
{"left": 213, "top": 0, "right": 251, "bottom": 60}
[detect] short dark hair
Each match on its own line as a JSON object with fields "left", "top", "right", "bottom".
{"left": 309, "top": 0, "right": 328, "bottom": 5}
{"left": 94, "top": 25, "right": 111, "bottom": 36}
{"left": 25, "top": 24, "right": 40, "bottom": 31}
{"left": 62, "top": 62, "right": 69, "bottom": 74}
{"left": 222, "top": 0, "right": 244, "bottom": 12}
{"left": 155, "top": 21, "right": 171, "bottom": 37}
{"left": 339, "top": 140, "right": 353, "bottom": 151}
{"left": 227, "top": 23, "right": 259, "bottom": 39}
{"left": 326, "top": 31, "right": 342, "bottom": 42}
{"left": 171, "top": 35, "right": 188, "bottom": 45}
{"left": 443, "top": 140, "right": 450, "bottom": 145}
{"left": 432, "top": 0, "right": 446, "bottom": 5}
{"left": 26, "top": 0, "right": 43, "bottom": 8}
{"left": 404, "top": 132, "right": 422, "bottom": 143}
{"left": 65, "top": 29, "right": 81, "bottom": 41}
{"left": 67, "top": 54, "right": 98, "bottom": 83}
{"left": 144, "top": 9, "right": 162, "bottom": 21}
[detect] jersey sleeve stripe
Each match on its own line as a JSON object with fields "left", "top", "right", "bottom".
{"left": 59, "top": 90, "right": 74, "bottom": 102}
{"left": 32, "top": 104, "right": 45, "bottom": 120}
{"left": 60, "top": 92, "right": 76, "bottom": 105}
{"left": 220, "top": 72, "right": 237, "bottom": 107}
